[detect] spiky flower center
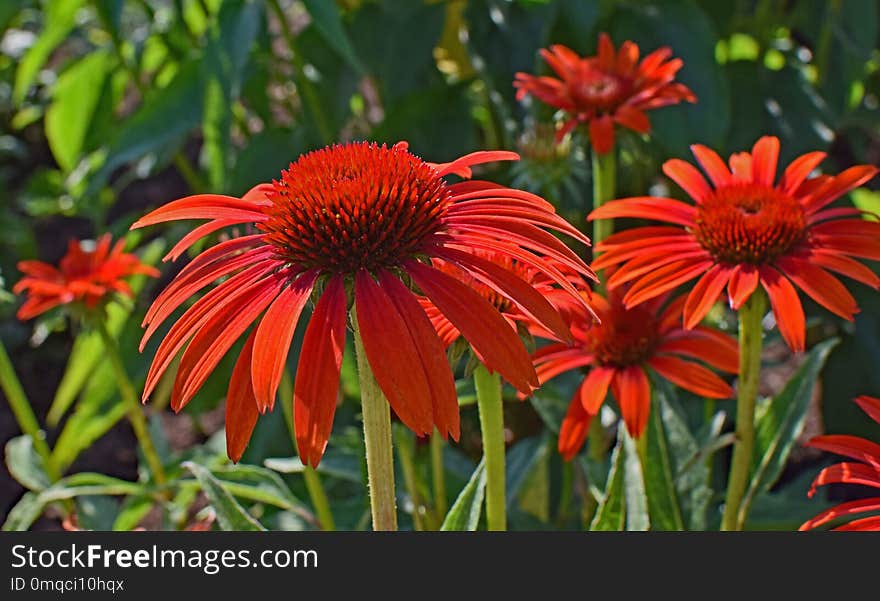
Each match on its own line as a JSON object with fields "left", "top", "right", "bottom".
{"left": 693, "top": 184, "right": 806, "bottom": 265}
{"left": 572, "top": 70, "right": 629, "bottom": 111}
{"left": 260, "top": 142, "right": 451, "bottom": 274}
{"left": 587, "top": 304, "right": 660, "bottom": 367}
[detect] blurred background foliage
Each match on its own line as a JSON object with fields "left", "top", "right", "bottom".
{"left": 1, "top": 0, "right": 878, "bottom": 530}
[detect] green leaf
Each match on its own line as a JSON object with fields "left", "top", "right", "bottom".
{"left": 45, "top": 50, "right": 113, "bottom": 171}
{"left": 75, "top": 495, "right": 120, "bottom": 530}
{"left": 740, "top": 338, "right": 839, "bottom": 519}
{"left": 591, "top": 424, "right": 626, "bottom": 531}
{"left": 5, "top": 435, "right": 51, "bottom": 492}
{"left": 642, "top": 395, "right": 685, "bottom": 530}
{"left": 113, "top": 495, "right": 154, "bottom": 531}
{"left": 441, "top": 459, "right": 486, "bottom": 531}
{"left": 13, "top": 0, "right": 85, "bottom": 105}
{"left": 505, "top": 435, "right": 549, "bottom": 507}
{"left": 183, "top": 462, "right": 266, "bottom": 531}
{"left": 209, "top": 464, "right": 310, "bottom": 516}
{"left": 48, "top": 238, "right": 165, "bottom": 426}
{"left": 2, "top": 492, "right": 43, "bottom": 531}
{"left": 852, "top": 188, "right": 880, "bottom": 217}
{"left": 265, "top": 450, "right": 361, "bottom": 483}
{"left": 622, "top": 428, "right": 649, "bottom": 531}
{"left": 302, "top": 0, "right": 364, "bottom": 73}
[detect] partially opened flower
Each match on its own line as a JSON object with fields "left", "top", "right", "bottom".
{"left": 533, "top": 291, "right": 737, "bottom": 460}
{"left": 132, "top": 141, "right": 594, "bottom": 465}
{"left": 800, "top": 396, "right": 880, "bottom": 531}
{"left": 14, "top": 234, "right": 158, "bottom": 320}
{"left": 590, "top": 136, "right": 880, "bottom": 352}
{"left": 514, "top": 33, "right": 696, "bottom": 153}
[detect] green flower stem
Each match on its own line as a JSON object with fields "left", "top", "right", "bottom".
{"left": 0, "top": 339, "right": 59, "bottom": 481}
{"left": 556, "top": 460, "right": 573, "bottom": 526}
{"left": 474, "top": 364, "right": 506, "bottom": 531}
{"left": 280, "top": 370, "right": 336, "bottom": 531}
{"left": 430, "top": 430, "right": 447, "bottom": 523}
{"left": 95, "top": 320, "right": 167, "bottom": 487}
{"left": 393, "top": 424, "right": 425, "bottom": 531}
{"left": 591, "top": 146, "right": 617, "bottom": 263}
{"left": 352, "top": 309, "right": 398, "bottom": 531}
{"left": 721, "top": 290, "right": 767, "bottom": 531}
{"left": 581, "top": 413, "right": 607, "bottom": 525}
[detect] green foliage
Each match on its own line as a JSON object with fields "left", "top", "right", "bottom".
{"left": 441, "top": 459, "right": 486, "bottom": 531}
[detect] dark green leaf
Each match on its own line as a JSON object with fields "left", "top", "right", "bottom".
{"left": 591, "top": 424, "right": 626, "bottom": 531}
{"left": 183, "top": 462, "right": 266, "bottom": 531}
{"left": 643, "top": 396, "right": 685, "bottom": 531}
{"left": 5, "top": 435, "right": 51, "bottom": 492}
{"left": 302, "top": 0, "right": 364, "bottom": 73}
{"left": 440, "top": 459, "right": 486, "bottom": 531}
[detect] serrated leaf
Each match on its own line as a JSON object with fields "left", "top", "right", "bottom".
{"left": 591, "top": 425, "right": 626, "bottom": 531}
{"left": 45, "top": 50, "right": 113, "bottom": 171}
{"left": 642, "top": 394, "right": 685, "bottom": 531}
{"left": 740, "top": 338, "right": 839, "bottom": 521}
{"left": 13, "top": 0, "right": 85, "bottom": 105}
{"left": 5, "top": 435, "right": 50, "bottom": 491}
{"left": 441, "top": 459, "right": 486, "bottom": 531}
{"left": 183, "top": 462, "right": 266, "bottom": 531}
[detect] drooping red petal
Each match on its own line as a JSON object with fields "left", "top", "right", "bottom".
{"left": 727, "top": 264, "right": 760, "bottom": 310}
{"left": 131, "top": 194, "right": 268, "bottom": 228}
{"left": 379, "top": 271, "right": 460, "bottom": 440}
{"left": 799, "top": 498, "right": 880, "bottom": 531}
{"left": 683, "top": 264, "right": 732, "bottom": 329}
{"left": 802, "top": 165, "right": 879, "bottom": 214}
{"left": 805, "top": 434, "right": 880, "bottom": 467}
{"left": 355, "top": 271, "right": 435, "bottom": 436}
{"left": 832, "top": 515, "right": 880, "bottom": 531}
{"left": 662, "top": 158, "right": 712, "bottom": 203}
{"left": 657, "top": 328, "right": 739, "bottom": 374}
{"left": 614, "top": 366, "right": 651, "bottom": 438}
{"left": 430, "top": 151, "right": 519, "bottom": 178}
{"left": 294, "top": 276, "right": 347, "bottom": 468}
{"left": 807, "top": 462, "right": 880, "bottom": 497}
{"left": 776, "top": 257, "right": 858, "bottom": 321}
{"left": 588, "top": 114, "right": 615, "bottom": 155}
{"left": 406, "top": 260, "right": 538, "bottom": 394}
{"left": 614, "top": 105, "right": 650, "bottom": 134}
{"left": 579, "top": 366, "right": 615, "bottom": 414}
{"left": 759, "top": 267, "right": 804, "bottom": 352}
{"left": 251, "top": 271, "right": 318, "bottom": 412}
{"left": 225, "top": 329, "right": 260, "bottom": 463}
{"left": 558, "top": 387, "right": 593, "bottom": 462}
{"left": 648, "top": 355, "right": 733, "bottom": 399}
{"left": 855, "top": 395, "right": 880, "bottom": 425}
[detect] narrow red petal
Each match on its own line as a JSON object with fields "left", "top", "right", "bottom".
{"left": 648, "top": 355, "right": 733, "bottom": 399}
{"left": 799, "top": 498, "right": 880, "bottom": 531}
{"left": 614, "top": 366, "right": 651, "bottom": 438}
{"left": 781, "top": 151, "right": 826, "bottom": 194}
{"left": 776, "top": 257, "right": 858, "bottom": 321}
{"left": 657, "top": 328, "right": 739, "bottom": 374}
{"left": 589, "top": 197, "right": 697, "bottom": 226}
{"left": 579, "top": 366, "right": 615, "bottom": 414}
{"left": 294, "top": 276, "right": 347, "bottom": 468}
{"left": 558, "top": 388, "right": 593, "bottom": 461}
{"left": 690, "top": 144, "right": 732, "bottom": 187}
{"left": 751, "top": 136, "right": 780, "bottom": 186}
{"left": 727, "top": 264, "right": 760, "bottom": 310}
{"left": 663, "top": 158, "right": 712, "bottom": 203}
{"left": 759, "top": 267, "right": 804, "bottom": 352}
{"left": 588, "top": 115, "right": 615, "bottom": 155}
{"left": 226, "top": 330, "right": 260, "bottom": 463}
{"left": 855, "top": 396, "right": 880, "bottom": 425}
{"left": 683, "top": 264, "right": 732, "bottom": 329}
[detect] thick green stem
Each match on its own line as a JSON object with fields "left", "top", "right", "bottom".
{"left": 430, "top": 430, "right": 447, "bottom": 523}
{"left": 95, "top": 320, "right": 166, "bottom": 486}
{"left": 352, "top": 310, "right": 398, "bottom": 531}
{"left": 393, "top": 424, "right": 425, "bottom": 531}
{"left": 0, "top": 339, "right": 59, "bottom": 481}
{"left": 474, "top": 364, "right": 506, "bottom": 531}
{"left": 591, "top": 146, "right": 617, "bottom": 264}
{"left": 721, "top": 290, "right": 766, "bottom": 531}
{"left": 280, "top": 370, "right": 335, "bottom": 531}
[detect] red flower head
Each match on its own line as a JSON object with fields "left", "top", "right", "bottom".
{"left": 590, "top": 136, "right": 880, "bottom": 352}
{"left": 14, "top": 234, "right": 158, "bottom": 320}
{"left": 420, "top": 250, "right": 590, "bottom": 349}
{"left": 800, "top": 396, "right": 880, "bottom": 531}
{"left": 532, "top": 291, "right": 737, "bottom": 460}
{"left": 514, "top": 33, "right": 696, "bottom": 153}
{"left": 132, "top": 141, "right": 595, "bottom": 465}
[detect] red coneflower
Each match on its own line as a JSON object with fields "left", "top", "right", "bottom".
{"left": 590, "top": 136, "right": 880, "bottom": 352}
{"left": 14, "top": 234, "right": 159, "bottom": 320}
{"left": 800, "top": 396, "right": 880, "bottom": 531}
{"left": 132, "top": 141, "right": 594, "bottom": 466}
{"left": 532, "top": 291, "right": 737, "bottom": 460}
{"left": 514, "top": 33, "right": 696, "bottom": 153}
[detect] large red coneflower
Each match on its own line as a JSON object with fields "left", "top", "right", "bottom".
{"left": 132, "top": 141, "right": 594, "bottom": 465}
{"left": 590, "top": 136, "right": 880, "bottom": 352}
{"left": 514, "top": 33, "right": 696, "bottom": 153}
{"left": 800, "top": 396, "right": 880, "bottom": 531}
{"left": 532, "top": 291, "right": 737, "bottom": 460}
{"left": 14, "top": 234, "right": 158, "bottom": 320}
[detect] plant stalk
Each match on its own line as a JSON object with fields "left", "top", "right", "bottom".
{"left": 352, "top": 310, "right": 398, "bottom": 531}
{"left": 430, "top": 430, "right": 447, "bottom": 523}
{"left": 95, "top": 320, "right": 167, "bottom": 486}
{"left": 721, "top": 290, "right": 766, "bottom": 531}
{"left": 474, "top": 364, "right": 506, "bottom": 531}
{"left": 591, "top": 145, "right": 617, "bottom": 263}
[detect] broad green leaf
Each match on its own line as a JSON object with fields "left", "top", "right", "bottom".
{"left": 265, "top": 450, "right": 361, "bottom": 483}
{"left": 591, "top": 425, "right": 626, "bottom": 531}
{"left": 622, "top": 429, "right": 649, "bottom": 531}
{"left": 740, "top": 338, "right": 839, "bottom": 520}
{"left": 13, "top": 0, "right": 85, "bottom": 105}
{"left": 302, "top": 0, "right": 365, "bottom": 73}
{"left": 2, "top": 492, "right": 43, "bottom": 531}
{"left": 183, "top": 462, "right": 266, "bottom": 531}
{"left": 852, "top": 188, "right": 880, "bottom": 217}
{"left": 642, "top": 395, "right": 685, "bottom": 531}
{"left": 48, "top": 238, "right": 165, "bottom": 425}
{"left": 45, "top": 50, "right": 113, "bottom": 171}
{"left": 113, "top": 495, "right": 154, "bottom": 531}
{"left": 209, "top": 464, "right": 310, "bottom": 516}
{"left": 505, "top": 435, "right": 549, "bottom": 507}
{"left": 5, "top": 435, "right": 51, "bottom": 492}
{"left": 75, "top": 495, "right": 120, "bottom": 530}
{"left": 441, "top": 459, "right": 486, "bottom": 531}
